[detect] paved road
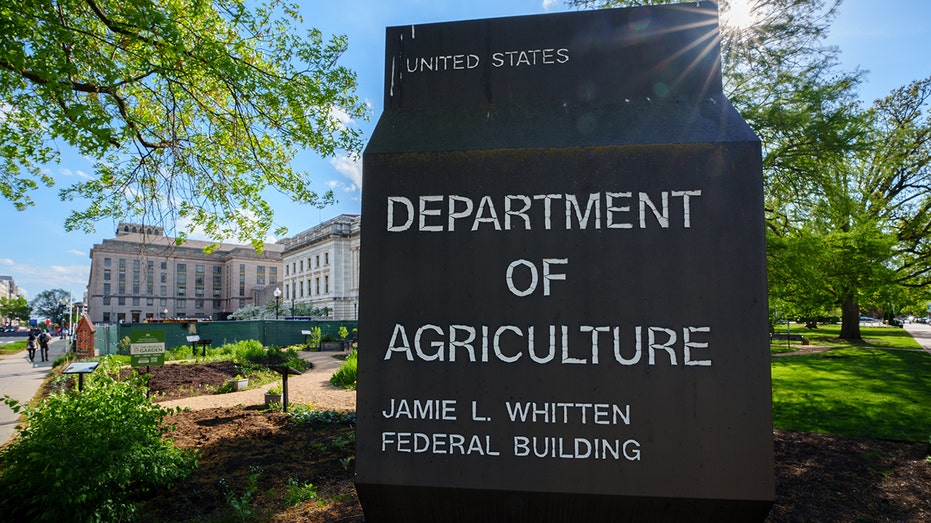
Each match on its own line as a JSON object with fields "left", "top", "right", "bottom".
{"left": 0, "top": 338, "right": 70, "bottom": 445}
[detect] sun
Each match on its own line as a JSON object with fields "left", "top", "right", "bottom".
{"left": 720, "top": 0, "right": 760, "bottom": 33}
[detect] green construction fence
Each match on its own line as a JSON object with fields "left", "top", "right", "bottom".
{"left": 92, "top": 319, "right": 357, "bottom": 356}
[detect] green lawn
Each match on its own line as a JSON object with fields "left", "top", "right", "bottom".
{"left": 0, "top": 340, "right": 27, "bottom": 355}
{"left": 771, "top": 324, "right": 931, "bottom": 441}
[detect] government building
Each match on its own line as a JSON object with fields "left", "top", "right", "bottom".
{"left": 85, "top": 223, "right": 283, "bottom": 323}
{"left": 84, "top": 216, "right": 361, "bottom": 324}
{"left": 278, "top": 214, "right": 360, "bottom": 321}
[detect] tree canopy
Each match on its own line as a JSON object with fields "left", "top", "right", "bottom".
{"left": 0, "top": 0, "right": 367, "bottom": 248}
{"left": 0, "top": 295, "right": 31, "bottom": 324}
{"left": 29, "top": 288, "right": 72, "bottom": 326}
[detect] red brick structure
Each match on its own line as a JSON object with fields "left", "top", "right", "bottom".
{"left": 75, "top": 315, "right": 95, "bottom": 358}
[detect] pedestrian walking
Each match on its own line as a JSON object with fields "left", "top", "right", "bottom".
{"left": 38, "top": 331, "right": 51, "bottom": 362}
{"left": 26, "top": 333, "right": 38, "bottom": 363}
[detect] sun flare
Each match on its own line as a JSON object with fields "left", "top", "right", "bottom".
{"left": 721, "top": 0, "right": 759, "bottom": 32}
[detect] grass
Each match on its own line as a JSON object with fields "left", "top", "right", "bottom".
{"left": 772, "top": 324, "right": 931, "bottom": 441}
{"left": 0, "top": 340, "right": 27, "bottom": 355}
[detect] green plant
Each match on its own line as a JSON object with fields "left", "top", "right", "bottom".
{"left": 115, "top": 335, "right": 132, "bottom": 355}
{"left": 284, "top": 477, "right": 318, "bottom": 506}
{"left": 338, "top": 325, "right": 349, "bottom": 340}
{"left": 0, "top": 356, "right": 197, "bottom": 521}
{"left": 220, "top": 465, "right": 262, "bottom": 522}
{"left": 329, "top": 349, "right": 357, "bottom": 389}
{"left": 288, "top": 404, "right": 356, "bottom": 425}
{"left": 309, "top": 326, "right": 322, "bottom": 348}
{"left": 267, "top": 383, "right": 282, "bottom": 395}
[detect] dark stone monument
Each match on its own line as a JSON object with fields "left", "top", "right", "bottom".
{"left": 357, "top": 2, "right": 774, "bottom": 521}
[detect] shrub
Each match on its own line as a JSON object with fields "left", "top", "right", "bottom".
{"left": 116, "top": 335, "right": 132, "bottom": 355}
{"left": 329, "top": 349, "right": 357, "bottom": 390}
{"left": 0, "top": 356, "right": 197, "bottom": 521}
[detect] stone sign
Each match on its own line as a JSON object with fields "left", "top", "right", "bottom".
{"left": 357, "top": 3, "right": 774, "bottom": 521}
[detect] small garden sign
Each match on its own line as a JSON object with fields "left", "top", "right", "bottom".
{"left": 130, "top": 330, "right": 166, "bottom": 367}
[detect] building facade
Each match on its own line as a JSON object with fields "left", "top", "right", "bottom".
{"left": 0, "top": 275, "right": 21, "bottom": 300}
{"left": 86, "top": 223, "right": 283, "bottom": 323}
{"left": 279, "top": 214, "right": 360, "bottom": 321}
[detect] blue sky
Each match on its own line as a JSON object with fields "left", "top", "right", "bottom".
{"left": 1, "top": 0, "right": 928, "bottom": 301}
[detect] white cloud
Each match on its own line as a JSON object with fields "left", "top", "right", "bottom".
{"left": 68, "top": 249, "right": 85, "bottom": 257}
{"left": 59, "top": 167, "right": 73, "bottom": 176}
{"left": 75, "top": 169, "right": 91, "bottom": 179}
{"left": 329, "top": 154, "right": 362, "bottom": 191}
{"left": 3, "top": 259, "right": 90, "bottom": 299}
{"left": 542, "top": 0, "right": 558, "bottom": 11}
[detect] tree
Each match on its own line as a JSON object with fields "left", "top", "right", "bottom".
{"left": 1, "top": 0, "right": 366, "bottom": 248}
{"left": 29, "top": 289, "right": 71, "bottom": 327}
{"left": 0, "top": 295, "right": 31, "bottom": 325}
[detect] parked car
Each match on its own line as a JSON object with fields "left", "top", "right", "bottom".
{"left": 859, "top": 316, "right": 882, "bottom": 324}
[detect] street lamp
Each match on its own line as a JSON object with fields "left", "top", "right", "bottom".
{"left": 274, "top": 287, "right": 282, "bottom": 320}
{"left": 57, "top": 298, "right": 66, "bottom": 338}
{"left": 163, "top": 308, "right": 168, "bottom": 320}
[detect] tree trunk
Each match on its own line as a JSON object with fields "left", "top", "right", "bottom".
{"left": 839, "top": 292, "right": 862, "bottom": 340}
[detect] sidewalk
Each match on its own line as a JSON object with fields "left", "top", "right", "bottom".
{"left": 0, "top": 338, "right": 70, "bottom": 446}
{"left": 903, "top": 322, "right": 931, "bottom": 356}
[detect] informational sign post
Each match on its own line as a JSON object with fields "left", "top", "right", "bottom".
{"left": 357, "top": 3, "right": 775, "bottom": 521}
{"left": 130, "top": 330, "right": 165, "bottom": 367}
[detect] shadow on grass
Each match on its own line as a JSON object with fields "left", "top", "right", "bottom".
{"left": 772, "top": 343, "right": 931, "bottom": 441}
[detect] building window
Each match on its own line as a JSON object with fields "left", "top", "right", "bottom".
{"left": 118, "top": 297, "right": 126, "bottom": 306}
{"left": 239, "top": 264, "right": 245, "bottom": 296}
{"left": 160, "top": 298, "right": 167, "bottom": 307}
{"left": 176, "top": 299, "right": 186, "bottom": 309}
{"left": 269, "top": 267, "right": 277, "bottom": 284}
{"left": 132, "top": 297, "right": 140, "bottom": 306}
{"left": 325, "top": 275, "right": 329, "bottom": 294}
{"left": 195, "top": 265, "right": 205, "bottom": 297}
{"left": 161, "top": 261, "right": 167, "bottom": 270}
{"left": 103, "top": 296, "right": 110, "bottom": 306}
{"left": 300, "top": 280, "right": 304, "bottom": 297}
{"left": 300, "top": 260, "right": 304, "bottom": 272}
{"left": 315, "top": 278, "right": 320, "bottom": 295}
{"left": 103, "top": 312, "right": 111, "bottom": 322}
{"left": 103, "top": 283, "right": 111, "bottom": 295}
{"left": 316, "top": 255, "right": 320, "bottom": 268}
{"left": 146, "top": 298, "right": 154, "bottom": 306}
{"left": 257, "top": 266, "right": 265, "bottom": 285}
{"left": 103, "top": 268, "right": 111, "bottom": 281}
{"left": 285, "top": 264, "right": 289, "bottom": 276}
{"left": 104, "top": 257, "right": 111, "bottom": 267}
{"left": 177, "top": 263, "right": 187, "bottom": 296}
{"left": 195, "top": 299, "right": 204, "bottom": 309}
{"left": 325, "top": 252, "right": 329, "bottom": 265}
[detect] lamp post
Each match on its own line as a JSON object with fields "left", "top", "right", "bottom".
{"left": 163, "top": 308, "right": 168, "bottom": 320}
{"left": 274, "top": 287, "right": 282, "bottom": 320}
{"left": 57, "top": 298, "right": 66, "bottom": 338}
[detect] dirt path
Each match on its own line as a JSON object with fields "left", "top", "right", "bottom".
{"left": 159, "top": 350, "right": 356, "bottom": 412}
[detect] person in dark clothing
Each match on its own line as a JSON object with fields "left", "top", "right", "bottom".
{"left": 38, "top": 331, "right": 51, "bottom": 362}
{"left": 26, "top": 333, "right": 38, "bottom": 363}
